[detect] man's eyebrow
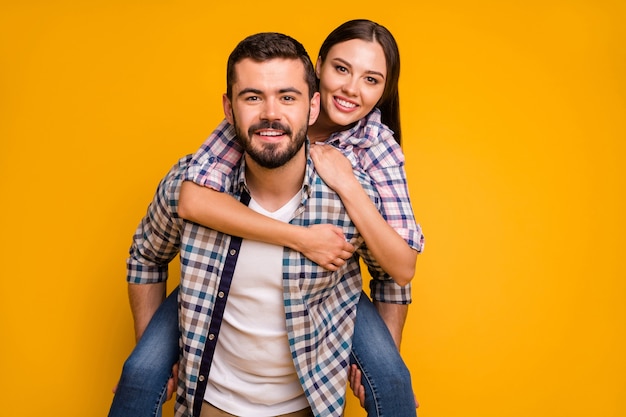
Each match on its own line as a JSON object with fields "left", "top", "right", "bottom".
{"left": 279, "top": 87, "right": 304, "bottom": 95}
{"left": 237, "top": 87, "right": 304, "bottom": 97}
{"left": 237, "top": 88, "right": 263, "bottom": 97}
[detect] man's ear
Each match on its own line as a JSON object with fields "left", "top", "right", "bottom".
{"left": 308, "top": 92, "right": 321, "bottom": 126}
{"left": 223, "top": 94, "right": 234, "bottom": 124}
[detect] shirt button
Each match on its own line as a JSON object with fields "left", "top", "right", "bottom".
{"left": 208, "top": 334, "right": 215, "bottom": 341}
{"left": 199, "top": 375, "right": 205, "bottom": 382}
{"left": 218, "top": 291, "right": 225, "bottom": 298}
{"left": 229, "top": 249, "right": 237, "bottom": 256}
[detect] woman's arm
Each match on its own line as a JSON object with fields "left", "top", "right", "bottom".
{"left": 178, "top": 181, "right": 355, "bottom": 271}
{"left": 309, "top": 144, "right": 417, "bottom": 286}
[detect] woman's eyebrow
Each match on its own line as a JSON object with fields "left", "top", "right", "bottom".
{"left": 332, "top": 57, "right": 385, "bottom": 79}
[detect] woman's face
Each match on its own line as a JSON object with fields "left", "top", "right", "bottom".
{"left": 316, "top": 38, "right": 387, "bottom": 129}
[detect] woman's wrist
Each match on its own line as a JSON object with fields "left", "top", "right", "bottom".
{"left": 272, "top": 221, "right": 307, "bottom": 251}
{"left": 331, "top": 174, "right": 361, "bottom": 198}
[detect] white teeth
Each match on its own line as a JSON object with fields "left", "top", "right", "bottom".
{"left": 336, "top": 98, "right": 356, "bottom": 108}
{"left": 259, "top": 131, "right": 282, "bottom": 136}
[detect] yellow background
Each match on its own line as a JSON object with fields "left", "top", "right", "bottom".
{"left": 1, "top": 1, "right": 624, "bottom": 416}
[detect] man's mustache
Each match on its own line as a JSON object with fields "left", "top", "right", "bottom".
{"left": 248, "top": 121, "right": 292, "bottom": 137}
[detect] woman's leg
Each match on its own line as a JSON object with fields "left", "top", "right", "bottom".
{"left": 108, "top": 286, "right": 181, "bottom": 417}
{"left": 350, "top": 291, "right": 417, "bottom": 417}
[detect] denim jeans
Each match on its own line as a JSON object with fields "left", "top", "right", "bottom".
{"left": 350, "top": 292, "right": 417, "bottom": 417}
{"left": 108, "top": 288, "right": 416, "bottom": 417}
{"left": 108, "top": 287, "right": 180, "bottom": 417}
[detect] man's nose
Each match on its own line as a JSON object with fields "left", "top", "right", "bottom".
{"left": 260, "top": 99, "right": 280, "bottom": 120}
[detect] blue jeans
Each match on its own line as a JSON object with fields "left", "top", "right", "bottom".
{"left": 108, "top": 288, "right": 416, "bottom": 417}
{"left": 350, "top": 292, "right": 416, "bottom": 417}
{"left": 108, "top": 287, "right": 180, "bottom": 417}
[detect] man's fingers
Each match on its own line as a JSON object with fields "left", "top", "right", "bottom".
{"left": 166, "top": 377, "right": 175, "bottom": 400}
{"left": 357, "top": 385, "right": 365, "bottom": 408}
{"left": 166, "top": 363, "right": 179, "bottom": 400}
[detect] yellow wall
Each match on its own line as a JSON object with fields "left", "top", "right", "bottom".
{"left": 1, "top": 1, "right": 624, "bottom": 416}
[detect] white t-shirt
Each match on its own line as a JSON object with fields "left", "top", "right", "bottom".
{"left": 204, "top": 192, "right": 309, "bottom": 416}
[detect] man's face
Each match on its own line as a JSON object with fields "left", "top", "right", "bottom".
{"left": 223, "top": 58, "right": 320, "bottom": 169}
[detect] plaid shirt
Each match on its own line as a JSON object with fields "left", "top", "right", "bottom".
{"left": 186, "top": 108, "right": 424, "bottom": 302}
{"left": 128, "top": 149, "right": 403, "bottom": 416}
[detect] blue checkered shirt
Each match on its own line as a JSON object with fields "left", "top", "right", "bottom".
{"left": 186, "top": 108, "right": 424, "bottom": 301}
{"left": 127, "top": 147, "right": 406, "bottom": 416}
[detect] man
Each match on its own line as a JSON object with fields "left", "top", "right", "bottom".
{"left": 127, "top": 32, "right": 406, "bottom": 417}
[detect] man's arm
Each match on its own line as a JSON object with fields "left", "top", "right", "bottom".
{"left": 125, "top": 156, "right": 190, "bottom": 340}
{"left": 373, "top": 301, "right": 408, "bottom": 350}
{"left": 128, "top": 282, "right": 167, "bottom": 341}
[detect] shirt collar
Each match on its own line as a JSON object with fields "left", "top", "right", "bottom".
{"left": 324, "top": 108, "right": 393, "bottom": 149}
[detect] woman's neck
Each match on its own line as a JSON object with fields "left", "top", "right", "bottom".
{"left": 307, "top": 123, "right": 334, "bottom": 143}
{"left": 309, "top": 112, "right": 348, "bottom": 143}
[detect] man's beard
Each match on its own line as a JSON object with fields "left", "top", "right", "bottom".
{"left": 234, "top": 119, "right": 308, "bottom": 169}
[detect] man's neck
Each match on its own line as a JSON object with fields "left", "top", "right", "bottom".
{"left": 244, "top": 149, "right": 306, "bottom": 212}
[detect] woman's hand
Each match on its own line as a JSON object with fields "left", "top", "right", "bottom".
{"left": 297, "top": 224, "right": 355, "bottom": 271}
{"left": 310, "top": 143, "right": 356, "bottom": 192}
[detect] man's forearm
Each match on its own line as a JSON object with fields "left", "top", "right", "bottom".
{"left": 128, "top": 282, "right": 167, "bottom": 342}
{"left": 373, "top": 301, "right": 409, "bottom": 350}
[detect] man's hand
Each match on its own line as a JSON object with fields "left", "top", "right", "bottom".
{"left": 165, "top": 362, "right": 179, "bottom": 400}
{"left": 348, "top": 364, "right": 366, "bottom": 408}
{"left": 349, "top": 302, "right": 420, "bottom": 410}
{"left": 348, "top": 364, "right": 420, "bottom": 410}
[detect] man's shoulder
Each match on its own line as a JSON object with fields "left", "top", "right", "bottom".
{"left": 153, "top": 155, "right": 194, "bottom": 199}
{"left": 163, "top": 155, "right": 194, "bottom": 181}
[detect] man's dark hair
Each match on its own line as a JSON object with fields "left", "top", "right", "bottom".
{"left": 226, "top": 32, "right": 317, "bottom": 100}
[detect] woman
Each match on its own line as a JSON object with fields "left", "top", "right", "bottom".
{"left": 109, "top": 19, "right": 423, "bottom": 417}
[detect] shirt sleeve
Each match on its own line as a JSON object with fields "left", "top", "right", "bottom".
{"left": 356, "top": 139, "right": 425, "bottom": 254}
{"left": 126, "top": 156, "right": 189, "bottom": 284}
{"left": 369, "top": 163, "right": 425, "bottom": 253}
{"left": 184, "top": 119, "right": 243, "bottom": 192}
{"left": 350, "top": 168, "right": 413, "bottom": 305}
{"left": 360, "top": 255, "right": 412, "bottom": 304}
{"left": 370, "top": 280, "right": 412, "bottom": 304}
